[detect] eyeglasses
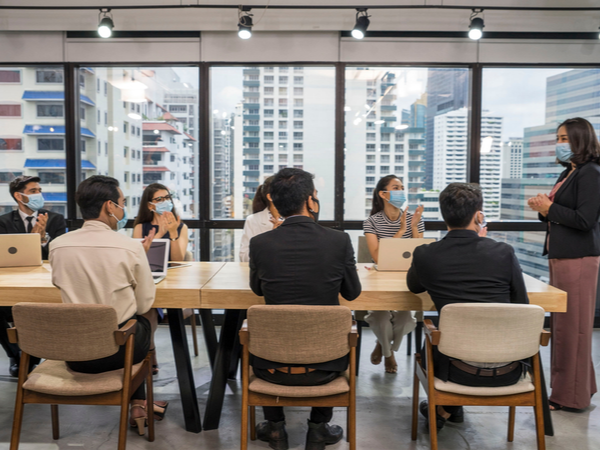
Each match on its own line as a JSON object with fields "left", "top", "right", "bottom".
{"left": 151, "top": 194, "right": 173, "bottom": 203}
{"left": 111, "top": 198, "right": 127, "bottom": 207}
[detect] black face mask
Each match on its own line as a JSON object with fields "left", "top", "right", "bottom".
{"left": 308, "top": 197, "right": 320, "bottom": 223}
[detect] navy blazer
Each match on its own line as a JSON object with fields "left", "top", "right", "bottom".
{"left": 0, "top": 209, "right": 67, "bottom": 260}
{"left": 541, "top": 162, "right": 600, "bottom": 259}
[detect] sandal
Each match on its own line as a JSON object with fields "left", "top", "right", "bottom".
{"left": 370, "top": 342, "right": 383, "bottom": 365}
{"left": 153, "top": 400, "right": 169, "bottom": 421}
{"left": 384, "top": 353, "right": 398, "bottom": 374}
{"left": 549, "top": 400, "right": 586, "bottom": 413}
{"left": 129, "top": 403, "right": 147, "bottom": 435}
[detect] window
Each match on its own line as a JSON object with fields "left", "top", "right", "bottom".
{"left": 264, "top": 132, "right": 274, "bottom": 140}
{"left": 124, "top": 147, "right": 128, "bottom": 158}
{"left": 279, "top": 110, "right": 288, "bottom": 118}
{"left": 294, "top": 88, "right": 303, "bottom": 96}
{"left": 264, "top": 165, "right": 274, "bottom": 173}
{"left": 279, "top": 87, "right": 288, "bottom": 96}
{"left": 381, "top": 165, "right": 390, "bottom": 172}
{"left": 104, "top": 112, "right": 107, "bottom": 125}
{"left": 97, "top": 110, "right": 101, "bottom": 124}
{"left": 367, "top": 155, "right": 375, "bottom": 163}
{"left": 0, "top": 171, "right": 23, "bottom": 183}
{"left": 264, "top": 109, "right": 274, "bottom": 118}
{"left": 0, "top": 69, "right": 21, "bottom": 83}
{"left": 366, "top": 144, "right": 376, "bottom": 152}
{"left": 293, "top": 143, "right": 303, "bottom": 151}
{"left": 279, "top": 121, "right": 287, "bottom": 129}
{"left": 395, "top": 144, "right": 404, "bottom": 152}
{"left": 264, "top": 76, "right": 274, "bottom": 84}
{"left": 366, "top": 177, "right": 375, "bottom": 185}
{"left": 264, "top": 87, "right": 274, "bottom": 95}
{"left": 0, "top": 104, "right": 21, "bottom": 117}
{"left": 279, "top": 154, "right": 288, "bottom": 162}
{"left": 294, "top": 121, "right": 303, "bottom": 129}
{"left": 80, "top": 106, "right": 86, "bottom": 120}
{"left": 366, "top": 166, "right": 376, "bottom": 174}
{"left": 97, "top": 141, "right": 101, "bottom": 155}
{"left": 294, "top": 76, "right": 304, "bottom": 85}
{"left": 38, "top": 138, "right": 64, "bottom": 151}
{"left": 293, "top": 132, "right": 303, "bottom": 140}
{"left": 81, "top": 140, "right": 86, "bottom": 153}
{"left": 264, "top": 154, "right": 274, "bottom": 162}
{"left": 124, "top": 172, "right": 128, "bottom": 182}
{"left": 381, "top": 155, "right": 390, "bottom": 163}
{"left": 293, "top": 99, "right": 303, "bottom": 107}
{"left": 293, "top": 154, "right": 303, "bottom": 163}
{"left": 380, "top": 144, "right": 390, "bottom": 153}
{"left": 395, "top": 155, "right": 404, "bottom": 163}
{"left": 279, "top": 131, "right": 288, "bottom": 140}
{"left": 394, "top": 166, "right": 403, "bottom": 172}
{"left": 294, "top": 110, "right": 303, "bottom": 118}
{"left": 36, "top": 69, "right": 63, "bottom": 83}
{"left": 264, "top": 120, "right": 274, "bottom": 129}
{"left": 264, "top": 143, "right": 274, "bottom": 151}
{"left": 279, "top": 76, "right": 288, "bottom": 84}
{"left": 0, "top": 138, "right": 22, "bottom": 151}
{"left": 264, "top": 98, "right": 274, "bottom": 106}
{"left": 123, "top": 122, "right": 128, "bottom": 134}
{"left": 37, "top": 104, "right": 63, "bottom": 117}
{"left": 279, "top": 99, "right": 288, "bottom": 107}
{"left": 38, "top": 171, "right": 65, "bottom": 184}
{"left": 278, "top": 143, "right": 288, "bottom": 151}
{"left": 169, "top": 105, "right": 187, "bottom": 113}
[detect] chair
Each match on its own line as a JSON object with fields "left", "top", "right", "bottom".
{"left": 8, "top": 303, "right": 155, "bottom": 450}
{"left": 411, "top": 303, "right": 549, "bottom": 450}
{"left": 239, "top": 305, "right": 358, "bottom": 450}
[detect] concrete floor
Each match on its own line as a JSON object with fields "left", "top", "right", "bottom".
{"left": 0, "top": 325, "right": 599, "bottom": 450}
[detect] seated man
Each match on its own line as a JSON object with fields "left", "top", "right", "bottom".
{"left": 249, "top": 168, "right": 362, "bottom": 450}
{"left": 407, "top": 182, "right": 529, "bottom": 430}
{"left": 0, "top": 175, "right": 66, "bottom": 377}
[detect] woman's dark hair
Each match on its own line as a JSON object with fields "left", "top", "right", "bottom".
{"left": 252, "top": 176, "right": 275, "bottom": 214}
{"left": 557, "top": 117, "right": 600, "bottom": 167}
{"left": 370, "top": 174, "right": 401, "bottom": 216}
{"left": 270, "top": 168, "right": 315, "bottom": 217}
{"left": 133, "top": 183, "right": 178, "bottom": 227}
{"left": 75, "top": 175, "right": 120, "bottom": 220}
{"left": 439, "top": 183, "right": 483, "bottom": 229}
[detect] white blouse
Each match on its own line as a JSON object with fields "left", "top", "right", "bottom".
{"left": 239, "top": 208, "right": 274, "bottom": 262}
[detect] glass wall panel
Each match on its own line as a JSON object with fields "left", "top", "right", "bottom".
{"left": 0, "top": 66, "right": 66, "bottom": 216}
{"left": 344, "top": 67, "right": 470, "bottom": 222}
{"left": 77, "top": 66, "right": 199, "bottom": 221}
{"left": 211, "top": 229, "right": 241, "bottom": 262}
{"left": 210, "top": 66, "right": 336, "bottom": 228}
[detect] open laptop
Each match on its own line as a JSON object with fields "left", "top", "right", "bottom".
{"left": 137, "top": 239, "right": 170, "bottom": 284}
{"left": 375, "top": 238, "right": 435, "bottom": 271}
{"left": 0, "top": 234, "right": 42, "bottom": 268}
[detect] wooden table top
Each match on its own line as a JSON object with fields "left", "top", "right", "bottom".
{"left": 0, "top": 262, "right": 566, "bottom": 312}
{"left": 200, "top": 263, "right": 567, "bottom": 312}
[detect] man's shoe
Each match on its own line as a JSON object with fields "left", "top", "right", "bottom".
{"left": 256, "top": 420, "right": 289, "bottom": 450}
{"left": 9, "top": 357, "right": 19, "bottom": 377}
{"left": 419, "top": 401, "right": 464, "bottom": 430}
{"left": 305, "top": 420, "right": 343, "bottom": 450}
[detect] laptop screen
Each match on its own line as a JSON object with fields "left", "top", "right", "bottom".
{"left": 146, "top": 240, "right": 169, "bottom": 275}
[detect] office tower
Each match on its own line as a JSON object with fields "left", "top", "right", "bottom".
{"left": 433, "top": 108, "right": 503, "bottom": 219}
{"left": 424, "top": 69, "right": 469, "bottom": 190}
{"left": 502, "top": 138, "right": 523, "bottom": 180}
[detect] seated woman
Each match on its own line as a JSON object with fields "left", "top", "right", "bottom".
{"left": 239, "top": 176, "right": 282, "bottom": 262}
{"left": 363, "top": 174, "right": 424, "bottom": 373}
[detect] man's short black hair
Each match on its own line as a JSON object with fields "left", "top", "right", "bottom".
{"left": 270, "top": 168, "right": 315, "bottom": 217}
{"left": 9, "top": 175, "right": 41, "bottom": 200}
{"left": 439, "top": 183, "right": 483, "bottom": 229}
{"left": 76, "top": 175, "right": 120, "bottom": 220}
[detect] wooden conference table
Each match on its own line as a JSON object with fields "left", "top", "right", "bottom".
{"left": 0, "top": 262, "right": 566, "bottom": 434}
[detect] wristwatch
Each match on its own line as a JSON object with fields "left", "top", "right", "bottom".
{"left": 41, "top": 232, "right": 50, "bottom": 244}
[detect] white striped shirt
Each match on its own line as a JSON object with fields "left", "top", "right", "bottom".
{"left": 363, "top": 210, "right": 425, "bottom": 240}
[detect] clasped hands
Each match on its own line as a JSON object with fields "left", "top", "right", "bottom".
{"left": 155, "top": 211, "right": 181, "bottom": 238}
{"left": 527, "top": 193, "right": 552, "bottom": 216}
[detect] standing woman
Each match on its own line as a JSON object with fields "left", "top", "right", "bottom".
{"left": 363, "top": 174, "right": 424, "bottom": 373}
{"left": 133, "top": 183, "right": 189, "bottom": 261}
{"left": 528, "top": 117, "right": 600, "bottom": 411}
{"left": 239, "top": 176, "right": 282, "bottom": 262}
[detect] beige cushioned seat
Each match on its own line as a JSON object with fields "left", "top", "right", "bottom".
{"left": 23, "top": 360, "right": 144, "bottom": 396}
{"left": 248, "top": 368, "right": 350, "bottom": 398}
{"left": 434, "top": 373, "right": 534, "bottom": 396}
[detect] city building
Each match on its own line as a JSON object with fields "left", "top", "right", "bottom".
{"left": 502, "top": 137, "right": 523, "bottom": 179}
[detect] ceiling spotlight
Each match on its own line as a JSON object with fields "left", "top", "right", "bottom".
{"left": 238, "top": 7, "right": 253, "bottom": 40}
{"left": 98, "top": 9, "right": 114, "bottom": 39}
{"left": 468, "top": 9, "right": 484, "bottom": 40}
{"left": 351, "top": 9, "right": 370, "bottom": 40}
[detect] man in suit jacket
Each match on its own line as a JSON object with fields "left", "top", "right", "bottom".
{"left": 407, "top": 182, "right": 529, "bottom": 430}
{"left": 0, "top": 175, "right": 67, "bottom": 376}
{"left": 249, "top": 168, "right": 361, "bottom": 450}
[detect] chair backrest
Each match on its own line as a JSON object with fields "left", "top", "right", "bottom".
{"left": 184, "top": 250, "right": 194, "bottom": 262}
{"left": 247, "top": 305, "right": 352, "bottom": 365}
{"left": 357, "top": 236, "right": 371, "bottom": 264}
{"left": 12, "top": 303, "right": 120, "bottom": 362}
{"left": 437, "top": 303, "right": 545, "bottom": 363}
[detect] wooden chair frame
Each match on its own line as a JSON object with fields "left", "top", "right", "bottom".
{"left": 8, "top": 319, "right": 155, "bottom": 450}
{"left": 411, "top": 319, "right": 550, "bottom": 450}
{"left": 239, "top": 320, "right": 358, "bottom": 450}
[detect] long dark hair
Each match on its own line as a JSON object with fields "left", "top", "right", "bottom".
{"left": 133, "top": 183, "right": 178, "bottom": 226}
{"left": 557, "top": 117, "right": 600, "bottom": 167}
{"left": 370, "top": 174, "right": 401, "bottom": 216}
{"left": 252, "top": 176, "right": 274, "bottom": 214}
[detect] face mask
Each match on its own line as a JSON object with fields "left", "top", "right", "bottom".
{"left": 555, "top": 143, "right": 574, "bottom": 163}
{"left": 151, "top": 200, "right": 173, "bottom": 215}
{"left": 19, "top": 193, "right": 44, "bottom": 211}
{"left": 386, "top": 190, "right": 407, "bottom": 210}
{"left": 308, "top": 197, "right": 320, "bottom": 223}
{"left": 110, "top": 202, "right": 128, "bottom": 231}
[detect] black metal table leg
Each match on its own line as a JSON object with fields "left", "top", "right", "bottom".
{"left": 406, "top": 330, "right": 413, "bottom": 355}
{"left": 538, "top": 356, "right": 554, "bottom": 436}
{"left": 199, "top": 309, "right": 218, "bottom": 370}
{"left": 203, "top": 309, "right": 243, "bottom": 430}
{"left": 355, "top": 320, "right": 363, "bottom": 376}
{"left": 167, "top": 308, "right": 202, "bottom": 433}
{"left": 228, "top": 310, "right": 247, "bottom": 380}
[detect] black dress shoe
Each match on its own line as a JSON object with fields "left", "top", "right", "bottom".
{"left": 256, "top": 420, "right": 289, "bottom": 450}
{"left": 419, "top": 401, "right": 464, "bottom": 430}
{"left": 305, "top": 420, "right": 343, "bottom": 450}
{"left": 9, "top": 357, "right": 19, "bottom": 377}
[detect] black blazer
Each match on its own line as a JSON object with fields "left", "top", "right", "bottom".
{"left": 0, "top": 209, "right": 67, "bottom": 260}
{"left": 540, "top": 162, "right": 600, "bottom": 259}
{"left": 249, "top": 216, "right": 362, "bottom": 306}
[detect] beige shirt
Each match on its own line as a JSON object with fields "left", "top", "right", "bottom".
{"left": 49, "top": 220, "right": 156, "bottom": 323}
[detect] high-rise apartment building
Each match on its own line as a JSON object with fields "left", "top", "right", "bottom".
{"left": 502, "top": 138, "right": 523, "bottom": 180}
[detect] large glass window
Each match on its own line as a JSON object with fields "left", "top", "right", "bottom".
{"left": 344, "top": 67, "right": 470, "bottom": 220}
{"left": 0, "top": 66, "right": 66, "bottom": 216}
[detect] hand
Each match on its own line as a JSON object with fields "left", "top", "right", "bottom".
{"left": 141, "top": 228, "right": 156, "bottom": 254}
{"left": 412, "top": 205, "right": 424, "bottom": 223}
{"left": 31, "top": 213, "right": 48, "bottom": 236}
{"left": 163, "top": 211, "right": 180, "bottom": 237}
{"left": 528, "top": 194, "right": 552, "bottom": 215}
{"left": 155, "top": 214, "right": 168, "bottom": 238}
{"left": 478, "top": 226, "right": 488, "bottom": 238}
{"left": 269, "top": 216, "right": 283, "bottom": 230}
{"left": 394, "top": 208, "right": 408, "bottom": 237}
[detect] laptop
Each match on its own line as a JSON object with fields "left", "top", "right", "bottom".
{"left": 137, "top": 239, "right": 170, "bottom": 284}
{"left": 375, "top": 238, "right": 435, "bottom": 271}
{"left": 0, "top": 234, "right": 42, "bottom": 268}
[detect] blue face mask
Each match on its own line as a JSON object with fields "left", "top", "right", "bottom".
{"left": 110, "top": 202, "right": 128, "bottom": 231}
{"left": 151, "top": 200, "right": 173, "bottom": 215}
{"left": 386, "top": 190, "right": 407, "bottom": 210}
{"left": 19, "top": 193, "right": 44, "bottom": 211}
{"left": 555, "top": 143, "right": 574, "bottom": 163}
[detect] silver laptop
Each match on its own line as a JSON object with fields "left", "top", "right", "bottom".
{"left": 0, "top": 234, "right": 42, "bottom": 268}
{"left": 136, "top": 238, "right": 170, "bottom": 284}
{"left": 375, "top": 238, "right": 435, "bottom": 272}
